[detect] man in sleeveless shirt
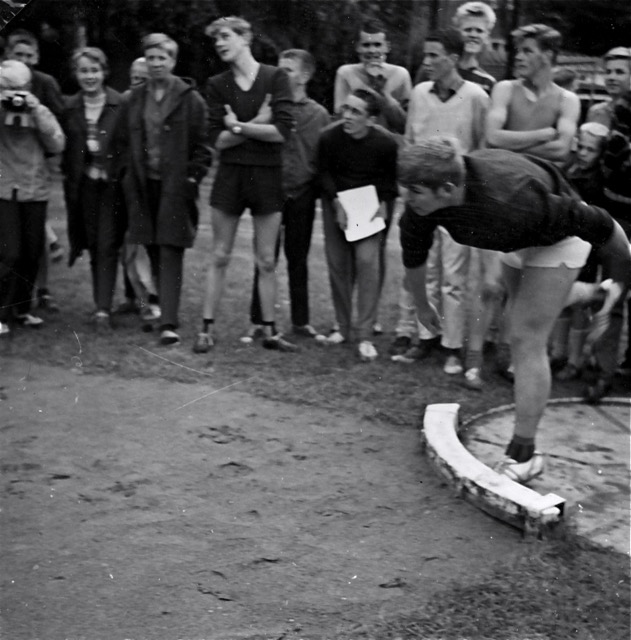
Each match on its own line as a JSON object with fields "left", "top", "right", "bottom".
{"left": 485, "top": 23, "right": 581, "bottom": 380}
{"left": 486, "top": 24, "right": 580, "bottom": 163}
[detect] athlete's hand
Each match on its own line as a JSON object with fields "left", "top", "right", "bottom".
{"left": 416, "top": 303, "right": 441, "bottom": 336}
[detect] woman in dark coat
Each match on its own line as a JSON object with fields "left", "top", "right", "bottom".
{"left": 116, "top": 33, "right": 212, "bottom": 345}
{"left": 62, "top": 47, "right": 124, "bottom": 329}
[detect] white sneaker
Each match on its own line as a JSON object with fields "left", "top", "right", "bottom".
{"left": 444, "top": 354, "right": 463, "bottom": 375}
{"left": 15, "top": 313, "right": 43, "bottom": 327}
{"left": 141, "top": 304, "right": 161, "bottom": 322}
{"left": 0, "top": 321, "right": 10, "bottom": 336}
{"left": 496, "top": 452, "right": 545, "bottom": 484}
{"left": 372, "top": 322, "right": 383, "bottom": 335}
{"left": 160, "top": 329, "right": 180, "bottom": 346}
{"left": 358, "top": 340, "right": 378, "bottom": 361}
{"left": 239, "top": 324, "right": 266, "bottom": 344}
{"left": 315, "top": 330, "right": 346, "bottom": 345}
{"left": 464, "top": 367, "right": 483, "bottom": 390}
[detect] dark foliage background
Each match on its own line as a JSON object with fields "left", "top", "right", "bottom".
{"left": 2, "top": 0, "right": 630, "bottom": 108}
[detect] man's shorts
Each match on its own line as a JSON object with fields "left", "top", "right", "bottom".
{"left": 210, "top": 163, "right": 283, "bottom": 217}
{"left": 501, "top": 236, "right": 592, "bottom": 270}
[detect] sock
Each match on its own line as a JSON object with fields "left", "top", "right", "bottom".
{"left": 161, "top": 323, "right": 176, "bottom": 332}
{"left": 148, "top": 294, "right": 159, "bottom": 305}
{"left": 262, "top": 320, "right": 276, "bottom": 337}
{"left": 202, "top": 318, "right": 214, "bottom": 333}
{"left": 505, "top": 437, "right": 535, "bottom": 463}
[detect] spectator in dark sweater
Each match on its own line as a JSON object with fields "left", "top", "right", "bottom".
{"left": 316, "top": 89, "right": 398, "bottom": 361}
{"left": 195, "top": 16, "right": 296, "bottom": 354}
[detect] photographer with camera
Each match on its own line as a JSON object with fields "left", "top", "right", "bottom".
{"left": 0, "top": 60, "right": 65, "bottom": 337}
{"left": 5, "top": 29, "right": 67, "bottom": 291}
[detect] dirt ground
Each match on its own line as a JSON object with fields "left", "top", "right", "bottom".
{"left": 1, "top": 356, "right": 525, "bottom": 640}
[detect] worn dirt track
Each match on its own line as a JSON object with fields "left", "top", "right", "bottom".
{"left": 1, "top": 357, "right": 521, "bottom": 640}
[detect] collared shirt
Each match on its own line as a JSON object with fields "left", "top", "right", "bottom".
{"left": 282, "top": 97, "right": 330, "bottom": 198}
{"left": 144, "top": 76, "right": 175, "bottom": 179}
{"left": 429, "top": 76, "right": 464, "bottom": 103}
{"left": 405, "top": 80, "right": 489, "bottom": 151}
{"left": 399, "top": 150, "right": 620, "bottom": 277}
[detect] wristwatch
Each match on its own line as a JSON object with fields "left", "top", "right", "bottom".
{"left": 231, "top": 124, "right": 243, "bottom": 135}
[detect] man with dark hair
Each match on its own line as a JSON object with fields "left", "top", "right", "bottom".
{"left": 334, "top": 18, "right": 411, "bottom": 135}
{"left": 391, "top": 28, "right": 491, "bottom": 389}
{"left": 316, "top": 89, "right": 398, "bottom": 361}
{"left": 587, "top": 47, "right": 631, "bottom": 128}
{"left": 398, "top": 137, "right": 630, "bottom": 483}
{"left": 5, "top": 29, "right": 64, "bottom": 118}
{"left": 244, "top": 48, "right": 330, "bottom": 342}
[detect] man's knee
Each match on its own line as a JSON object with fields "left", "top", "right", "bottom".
{"left": 212, "top": 249, "right": 231, "bottom": 269}
{"left": 257, "top": 254, "right": 276, "bottom": 274}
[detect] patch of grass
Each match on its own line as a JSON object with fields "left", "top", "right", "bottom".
{"left": 2, "top": 177, "right": 524, "bottom": 426}
{"left": 345, "top": 536, "right": 630, "bottom": 640}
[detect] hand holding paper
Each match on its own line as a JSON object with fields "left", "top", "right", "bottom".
{"left": 336, "top": 185, "right": 386, "bottom": 242}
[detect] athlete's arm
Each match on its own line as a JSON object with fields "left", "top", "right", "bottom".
{"left": 404, "top": 265, "right": 441, "bottom": 335}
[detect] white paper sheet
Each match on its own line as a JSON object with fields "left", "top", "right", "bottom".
{"left": 337, "top": 185, "right": 386, "bottom": 242}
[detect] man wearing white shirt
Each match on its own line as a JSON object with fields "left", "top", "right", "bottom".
{"left": 391, "top": 28, "right": 489, "bottom": 381}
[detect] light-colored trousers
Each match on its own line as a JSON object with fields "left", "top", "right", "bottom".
{"left": 395, "top": 226, "right": 470, "bottom": 349}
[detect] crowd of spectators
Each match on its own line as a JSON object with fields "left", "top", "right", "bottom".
{"left": 1, "top": 4, "right": 630, "bottom": 479}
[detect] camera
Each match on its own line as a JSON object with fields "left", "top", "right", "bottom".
{"left": 1, "top": 91, "right": 33, "bottom": 128}
{"left": 1, "top": 91, "right": 30, "bottom": 113}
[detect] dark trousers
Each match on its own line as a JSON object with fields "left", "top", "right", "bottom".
{"left": 80, "top": 177, "right": 123, "bottom": 312}
{"left": 250, "top": 187, "right": 317, "bottom": 326}
{"left": 0, "top": 198, "right": 46, "bottom": 322}
{"left": 146, "top": 179, "right": 185, "bottom": 329}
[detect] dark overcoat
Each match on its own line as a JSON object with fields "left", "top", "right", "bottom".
{"left": 117, "top": 76, "right": 212, "bottom": 248}
{"left": 61, "top": 86, "right": 123, "bottom": 266}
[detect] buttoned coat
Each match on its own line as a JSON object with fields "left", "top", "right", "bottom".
{"left": 61, "top": 86, "right": 123, "bottom": 265}
{"left": 117, "top": 77, "right": 211, "bottom": 248}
